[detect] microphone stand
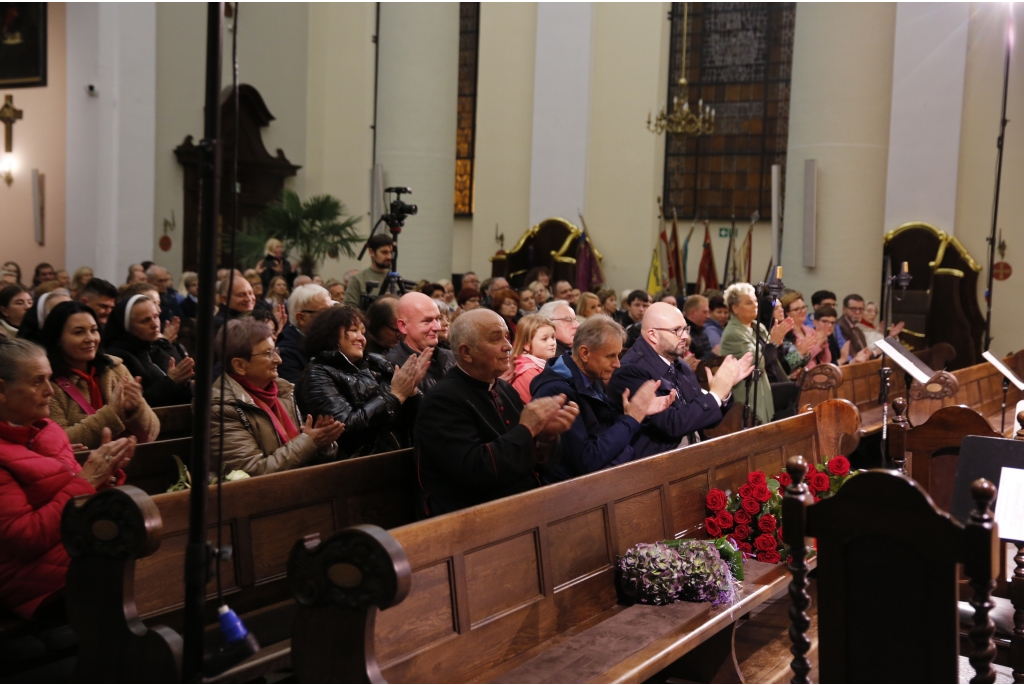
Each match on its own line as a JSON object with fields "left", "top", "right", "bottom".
{"left": 878, "top": 256, "right": 912, "bottom": 465}
{"left": 743, "top": 267, "right": 785, "bottom": 429}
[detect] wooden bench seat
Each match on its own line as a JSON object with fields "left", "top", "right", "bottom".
{"left": 287, "top": 399, "right": 860, "bottom": 683}
{"left": 152, "top": 403, "right": 192, "bottom": 440}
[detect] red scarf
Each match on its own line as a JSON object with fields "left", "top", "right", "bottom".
{"left": 229, "top": 374, "right": 299, "bottom": 445}
{"left": 69, "top": 367, "right": 105, "bottom": 410}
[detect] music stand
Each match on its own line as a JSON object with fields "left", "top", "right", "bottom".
{"left": 951, "top": 436, "right": 1024, "bottom": 542}
{"left": 982, "top": 350, "right": 1024, "bottom": 435}
{"left": 874, "top": 336, "right": 936, "bottom": 461}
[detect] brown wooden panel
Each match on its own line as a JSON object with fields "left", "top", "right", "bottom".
{"left": 465, "top": 532, "right": 542, "bottom": 626}
{"left": 376, "top": 561, "right": 456, "bottom": 665}
{"left": 547, "top": 508, "right": 611, "bottom": 589}
{"left": 785, "top": 434, "right": 816, "bottom": 462}
{"left": 852, "top": 377, "right": 870, "bottom": 406}
{"left": 250, "top": 502, "right": 335, "bottom": 580}
{"left": 135, "top": 525, "right": 235, "bottom": 617}
{"left": 668, "top": 472, "right": 709, "bottom": 538}
{"left": 347, "top": 487, "right": 417, "bottom": 529}
{"left": 712, "top": 456, "right": 750, "bottom": 493}
{"left": 614, "top": 489, "right": 666, "bottom": 554}
{"left": 750, "top": 448, "right": 784, "bottom": 476}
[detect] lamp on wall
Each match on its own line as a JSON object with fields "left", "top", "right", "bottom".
{"left": 0, "top": 155, "right": 13, "bottom": 187}
{"left": 647, "top": 3, "right": 716, "bottom": 137}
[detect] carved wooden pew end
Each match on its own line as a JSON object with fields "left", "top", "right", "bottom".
{"left": 289, "top": 526, "right": 411, "bottom": 684}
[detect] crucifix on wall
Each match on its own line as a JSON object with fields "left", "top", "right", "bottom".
{"left": 0, "top": 95, "right": 24, "bottom": 153}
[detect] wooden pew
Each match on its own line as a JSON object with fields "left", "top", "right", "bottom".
{"left": 75, "top": 437, "right": 192, "bottom": 496}
{"left": 782, "top": 456, "right": 999, "bottom": 682}
{"left": 61, "top": 447, "right": 417, "bottom": 683}
{"left": 153, "top": 403, "right": 192, "bottom": 440}
{"left": 288, "top": 399, "right": 860, "bottom": 683}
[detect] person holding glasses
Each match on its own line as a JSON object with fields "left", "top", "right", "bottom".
{"left": 538, "top": 300, "right": 580, "bottom": 357}
{"left": 609, "top": 302, "right": 753, "bottom": 459}
{"left": 211, "top": 318, "right": 344, "bottom": 477}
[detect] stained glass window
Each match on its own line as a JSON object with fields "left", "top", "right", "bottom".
{"left": 662, "top": 2, "right": 796, "bottom": 221}
{"left": 455, "top": 2, "right": 480, "bottom": 216}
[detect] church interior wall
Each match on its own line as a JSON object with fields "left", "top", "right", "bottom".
{"left": 1, "top": 2, "right": 66, "bottom": 278}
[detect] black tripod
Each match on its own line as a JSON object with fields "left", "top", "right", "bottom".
{"left": 357, "top": 187, "right": 418, "bottom": 305}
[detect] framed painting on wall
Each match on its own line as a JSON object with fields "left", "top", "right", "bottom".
{"left": 0, "top": 3, "right": 47, "bottom": 89}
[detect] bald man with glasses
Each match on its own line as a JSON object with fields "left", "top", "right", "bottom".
{"left": 608, "top": 303, "right": 753, "bottom": 459}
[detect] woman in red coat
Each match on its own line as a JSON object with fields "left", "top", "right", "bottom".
{"left": 0, "top": 338, "right": 136, "bottom": 620}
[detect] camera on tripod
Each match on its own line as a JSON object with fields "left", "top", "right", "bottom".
{"left": 381, "top": 187, "right": 418, "bottom": 232}
{"left": 357, "top": 187, "right": 419, "bottom": 309}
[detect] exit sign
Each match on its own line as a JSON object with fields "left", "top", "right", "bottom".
{"left": 718, "top": 227, "right": 737, "bottom": 238}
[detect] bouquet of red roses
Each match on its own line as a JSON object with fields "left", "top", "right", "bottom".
{"left": 703, "top": 456, "right": 855, "bottom": 564}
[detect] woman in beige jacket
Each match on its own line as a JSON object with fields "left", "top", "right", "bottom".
{"left": 212, "top": 318, "right": 343, "bottom": 476}
{"left": 42, "top": 301, "right": 159, "bottom": 448}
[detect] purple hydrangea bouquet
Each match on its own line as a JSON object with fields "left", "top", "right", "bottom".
{"left": 618, "top": 538, "right": 742, "bottom": 607}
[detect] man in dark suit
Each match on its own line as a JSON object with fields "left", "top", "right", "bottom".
{"left": 276, "top": 283, "right": 335, "bottom": 385}
{"left": 608, "top": 302, "right": 753, "bottom": 459}
{"left": 414, "top": 309, "right": 578, "bottom": 518}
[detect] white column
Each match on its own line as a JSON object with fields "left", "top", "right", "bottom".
{"left": 66, "top": 2, "right": 156, "bottom": 282}
{"left": 529, "top": 2, "right": 594, "bottom": 227}
{"left": 883, "top": 2, "right": 969, "bottom": 233}
{"left": 374, "top": 3, "right": 460, "bottom": 282}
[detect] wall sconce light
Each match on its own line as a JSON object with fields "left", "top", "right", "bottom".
{"left": 0, "top": 156, "right": 13, "bottom": 187}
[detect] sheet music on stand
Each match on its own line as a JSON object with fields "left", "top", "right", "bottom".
{"left": 874, "top": 336, "right": 935, "bottom": 384}
{"left": 982, "top": 350, "right": 1024, "bottom": 391}
{"left": 951, "top": 436, "right": 1024, "bottom": 543}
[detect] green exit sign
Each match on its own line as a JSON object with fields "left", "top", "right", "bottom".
{"left": 718, "top": 227, "right": 737, "bottom": 238}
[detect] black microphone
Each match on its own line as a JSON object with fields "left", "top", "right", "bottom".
{"left": 766, "top": 266, "right": 785, "bottom": 303}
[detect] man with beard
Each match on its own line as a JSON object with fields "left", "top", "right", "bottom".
{"left": 343, "top": 234, "right": 395, "bottom": 310}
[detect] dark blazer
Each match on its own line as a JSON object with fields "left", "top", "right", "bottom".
{"left": 607, "top": 339, "right": 732, "bottom": 459}
{"left": 530, "top": 353, "right": 641, "bottom": 483}
{"left": 386, "top": 341, "right": 456, "bottom": 395}
{"left": 276, "top": 324, "right": 309, "bottom": 386}
{"left": 104, "top": 335, "right": 192, "bottom": 408}
{"left": 414, "top": 367, "right": 560, "bottom": 519}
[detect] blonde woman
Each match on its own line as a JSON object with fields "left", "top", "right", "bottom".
{"left": 259, "top": 237, "right": 294, "bottom": 292}
{"left": 69, "top": 267, "right": 94, "bottom": 299}
{"left": 266, "top": 275, "right": 289, "bottom": 311}
{"left": 576, "top": 292, "right": 602, "bottom": 320}
{"left": 529, "top": 280, "right": 551, "bottom": 306}
{"left": 502, "top": 314, "right": 558, "bottom": 403}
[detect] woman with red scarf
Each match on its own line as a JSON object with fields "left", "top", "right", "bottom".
{"left": 0, "top": 339, "right": 136, "bottom": 620}
{"left": 212, "top": 318, "right": 344, "bottom": 476}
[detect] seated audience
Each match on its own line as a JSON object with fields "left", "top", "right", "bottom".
{"left": 211, "top": 318, "right": 342, "bottom": 476}
{"left": 78, "top": 278, "right": 117, "bottom": 328}
{"left": 533, "top": 316, "right": 674, "bottom": 483}
{"left": 414, "top": 308, "right": 578, "bottom": 518}
{"left": 609, "top": 302, "right": 751, "bottom": 458}
{"left": 56, "top": 271, "right": 70, "bottom": 290}
{"left": 0, "top": 285, "right": 31, "bottom": 340}
{"left": 213, "top": 270, "right": 257, "bottom": 331}
{"left": 422, "top": 282, "right": 445, "bottom": 300}
{"left": 705, "top": 295, "right": 729, "bottom": 351}
{"left": 490, "top": 288, "right": 521, "bottom": 341}
{"left": 325, "top": 279, "right": 345, "bottom": 303}
{"left": 126, "top": 264, "right": 147, "bottom": 284}
{"left": 31, "top": 280, "right": 63, "bottom": 301}
{"left": 539, "top": 300, "right": 579, "bottom": 357}
{"left": 614, "top": 290, "right": 652, "bottom": 331}
{"left": 298, "top": 305, "right": 430, "bottom": 459}
{"left": 523, "top": 266, "right": 551, "bottom": 290}
{"left": 529, "top": 280, "right": 551, "bottom": 307}
{"left": 69, "top": 267, "right": 93, "bottom": 299}
{"left": 0, "top": 270, "right": 17, "bottom": 285}
{"left": 658, "top": 293, "right": 678, "bottom": 307}
{"left": 597, "top": 288, "right": 618, "bottom": 318}
{"left": 3, "top": 261, "right": 23, "bottom": 287}
{"left": 780, "top": 292, "right": 828, "bottom": 374}
{"left": 0, "top": 339, "right": 136, "bottom": 620}
{"left": 17, "top": 288, "right": 71, "bottom": 343}
{"left": 682, "top": 295, "right": 715, "bottom": 361}
{"left": 432, "top": 298, "right": 452, "bottom": 350}
{"left": 146, "top": 265, "right": 183, "bottom": 326}
{"left": 246, "top": 272, "right": 274, "bottom": 314}
{"left": 808, "top": 289, "right": 846, "bottom": 353}
{"left": 276, "top": 283, "right": 335, "bottom": 385}
{"left": 576, "top": 291, "right": 602, "bottom": 319}
{"left": 343, "top": 234, "right": 393, "bottom": 309}
{"left": 266, "top": 275, "right": 289, "bottom": 312}
{"left": 437, "top": 279, "right": 456, "bottom": 312}
{"left": 103, "top": 295, "right": 195, "bottom": 407}
{"left": 719, "top": 284, "right": 791, "bottom": 425}
{"left": 553, "top": 280, "right": 573, "bottom": 303}
{"left": 456, "top": 287, "right": 482, "bottom": 313}
{"left": 364, "top": 295, "right": 400, "bottom": 356}
{"left": 387, "top": 292, "right": 452, "bottom": 394}
{"left": 838, "top": 294, "right": 876, "bottom": 363}
{"left": 293, "top": 275, "right": 313, "bottom": 288}
{"left": 461, "top": 272, "right": 480, "bottom": 292}
{"left": 518, "top": 287, "right": 538, "bottom": 317}
{"left": 179, "top": 271, "right": 199, "bottom": 319}
{"left": 259, "top": 238, "right": 295, "bottom": 293}
{"left": 570, "top": 288, "right": 581, "bottom": 307}
{"left": 32, "top": 263, "right": 57, "bottom": 288}
{"left": 41, "top": 301, "right": 159, "bottom": 448}
{"left": 812, "top": 306, "right": 843, "bottom": 361}
{"left": 504, "top": 314, "right": 557, "bottom": 403}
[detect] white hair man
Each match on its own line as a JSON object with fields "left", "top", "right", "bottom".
{"left": 276, "top": 283, "right": 335, "bottom": 384}
{"left": 538, "top": 300, "right": 579, "bottom": 357}
{"left": 608, "top": 302, "right": 753, "bottom": 458}
{"left": 414, "top": 309, "right": 579, "bottom": 518}
{"left": 387, "top": 292, "right": 453, "bottom": 394}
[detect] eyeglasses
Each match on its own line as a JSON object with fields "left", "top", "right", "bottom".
{"left": 846, "top": 306, "right": 865, "bottom": 313}
{"left": 250, "top": 348, "right": 281, "bottom": 361}
{"left": 789, "top": 304, "right": 807, "bottom": 313}
{"left": 550, "top": 316, "right": 579, "bottom": 325}
{"left": 651, "top": 326, "right": 690, "bottom": 338}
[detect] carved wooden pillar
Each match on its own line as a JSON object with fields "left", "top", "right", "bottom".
{"left": 783, "top": 455, "right": 813, "bottom": 684}
{"left": 888, "top": 397, "right": 908, "bottom": 475}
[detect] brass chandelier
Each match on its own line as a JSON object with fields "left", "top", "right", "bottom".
{"left": 647, "top": 3, "right": 715, "bottom": 136}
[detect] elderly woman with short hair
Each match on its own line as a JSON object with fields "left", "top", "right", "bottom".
{"left": 212, "top": 318, "right": 343, "bottom": 476}
{"left": 0, "top": 339, "right": 136, "bottom": 619}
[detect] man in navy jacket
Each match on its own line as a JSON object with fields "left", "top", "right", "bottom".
{"left": 531, "top": 316, "right": 675, "bottom": 483}
{"left": 608, "top": 302, "right": 753, "bottom": 459}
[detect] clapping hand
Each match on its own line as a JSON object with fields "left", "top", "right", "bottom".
{"left": 684, "top": 353, "right": 700, "bottom": 371}
{"left": 520, "top": 394, "right": 579, "bottom": 439}
{"left": 302, "top": 414, "right": 345, "bottom": 449}
{"left": 167, "top": 356, "right": 195, "bottom": 385}
{"left": 111, "top": 375, "right": 144, "bottom": 417}
{"left": 274, "top": 304, "right": 288, "bottom": 335}
{"left": 706, "top": 352, "right": 754, "bottom": 400}
{"left": 622, "top": 380, "right": 677, "bottom": 422}
{"left": 769, "top": 317, "right": 794, "bottom": 346}
{"left": 78, "top": 427, "right": 136, "bottom": 488}
{"left": 390, "top": 347, "right": 434, "bottom": 403}
{"left": 164, "top": 316, "right": 181, "bottom": 343}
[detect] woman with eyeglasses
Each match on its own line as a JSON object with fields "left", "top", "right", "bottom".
{"left": 211, "top": 318, "right": 343, "bottom": 476}
{"left": 778, "top": 291, "right": 829, "bottom": 375}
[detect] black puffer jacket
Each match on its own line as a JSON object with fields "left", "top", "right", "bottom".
{"left": 385, "top": 341, "right": 455, "bottom": 395}
{"left": 296, "top": 351, "right": 416, "bottom": 459}
{"left": 104, "top": 301, "right": 193, "bottom": 409}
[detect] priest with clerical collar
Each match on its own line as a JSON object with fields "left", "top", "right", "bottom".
{"left": 414, "top": 309, "right": 579, "bottom": 519}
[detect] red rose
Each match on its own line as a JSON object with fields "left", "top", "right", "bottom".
{"left": 753, "top": 484, "right": 772, "bottom": 503}
{"left": 777, "top": 525, "right": 784, "bottom": 541}
{"left": 813, "top": 495, "right": 821, "bottom": 503}
{"left": 733, "top": 509, "right": 751, "bottom": 525}
{"left": 758, "top": 514, "right": 778, "bottom": 533}
{"left": 716, "top": 510, "right": 734, "bottom": 529}
{"left": 748, "top": 471, "right": 767, "bottom": 487}
{"left": 705, "top": 488, "right": 728, "bottom": 512}
{"left": 734, "top": 524, "right": 752, "bottom": 540}
{"left": 741, "top": 497, "right": 761, "bottom": 514}
{"left": 811, "top": 472, "right": 831, "bottom": 493}
{"left": 758, "top": 550, "right": 781, "bottom": 564}
{"left": 754, "top": 533, "right": 777, "bottom": 552}
{"left": 738, "top": 542, "right": 753, "bottom": 555}
{"left": 827, "top": 456, "right": 850, "bottom": 477}
{"left": 776, "top": 472, "right": 792, "bottom": 487}
{"left": 705, "top": 517, "right": 722, "bottom": 537}
{"left": 738, "top": 484, "right": 753, "bottom": 499}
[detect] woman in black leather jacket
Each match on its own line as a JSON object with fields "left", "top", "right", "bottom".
{"left": 103, "top": 295, "right": 195, "bottom": 407}
{"left": 296, "top": 306, "right": 430, "bottom": 459}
